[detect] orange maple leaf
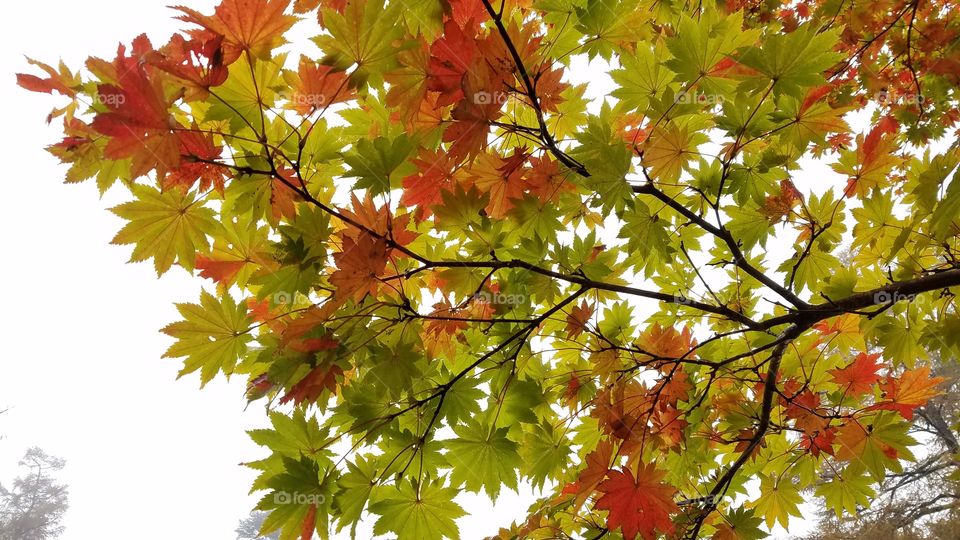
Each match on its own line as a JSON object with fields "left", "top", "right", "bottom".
{"left": 195, "top": 254, "right": 246, "bottom": 286}
{"left": 595, "top": 464, "right": 678, "bottom": 540}
{"left": 636, "top": 324, "right": 696, "bottom": 360}
{"left": 868, "top": 366, "right": 945, "bottom": 420}
{"left": 174, "top": 0, "right": 297, "bottom": 62}
{"left": 829, "top": 352, "right": 883, "bottom": 397}
{"left": 567, "top": 439, "right": 613, "bottom": 509}
{"left": 288, "top": 56, "right": 355, "bottom": 115}
{"left": 330, "top": 234, "right": 389, "bottom": 301}
{"left": 338, "top": 193, "right": 417, "bottom": 263}
{"left": 565, "top": 300, "right": 594, "bottom": 339}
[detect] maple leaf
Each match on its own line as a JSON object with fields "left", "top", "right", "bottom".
{"left": 466, "top": 149, "right": 529, "bottom": 218}
{"left": 532, "top": 65, "right": 568, "bottom": 113}
{"left": 384, "top": 37, "right": 431, "bottom": 127}
{"left": 837, "top": 116, "right": 903, "bottom": 198}
{"left": 165, "top": 129, "right": 227, "bottom": 192}
{"left": 868, "top": 366, "right": 945, "bottom": 420}
{"left": 174, "top": 0, "right": 297, "bottom": 62}
{"left": 370, "top": 477, "right": 465, "bottom": 540}
{"left": 90, "top": 35, "right": 182, "bottom": 178}
{"left": 148, "top": 33, "right": 228, "bottom": 98}
{"left": 16, "top": 58, "right": 77, "bottom": 96}
{"left": 829, "top": 352, "right": 883, "bottom": 397}
{"left": 759, "top": 179, "right": 802, "bottom": 223}
{"left": 565, "top": 300, "right": 594, "bottom": 339}
{"left": 337, "top": 193, "right": 417, "bottom": 260}
{"left": 286, "top": 56, "right": 355, "bottom": 115}
{"left": 641, "top": 123, "right": 705, "bottom": 183}
{"left": 427, "top": 19, "right": 477, "bottom": 107}
{"left": 635, "top": 324, "right": 696, "bottom": 360}
{"left": 400, "top": 148, "right": 460, "bottom": 218}
{"left": 162, "top": 291, "right": 253, "bottom": 386}
{"left": 195, "top": 254, "right": 246, "bottom": 286}
{"left": 595, "top": 464, "right": 678, "bottom": 540}
{"left": 835, "top": 414, "right": 916, "bottom": 479}
{"left": 330, "top": 234, "right": 389, "bottom": 301}
{"left": 525, "top": 155, "right": 574, "bottom": 203}
{"left": 751, "top": 474, "right": 803, "bottom": 529}
{"left": 110, "top": 184, "right": 218, "bottom": 275}
{"left": 279, "top": 361, "right": 344, "bottom": 405}
{"left": 443, "top": 99, "right": 501, "bottom": 161}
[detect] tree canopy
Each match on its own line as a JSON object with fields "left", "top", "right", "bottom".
{"left": 18, "top": 0, "right": 960, "bottom": 538}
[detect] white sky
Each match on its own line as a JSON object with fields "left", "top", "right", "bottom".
{"left": 0, "top": 1, "right": 865, "bottom": 538}
{"left": 0, "top": 2, "right": 535, "bottom": 538}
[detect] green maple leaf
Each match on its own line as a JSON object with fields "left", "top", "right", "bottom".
{"left": 370, "top": 477, "right": 465, "bottom": 540}
{"left": 343, "top": 135, "right": 415, "bottom": 195}
{"left": 738, "top": 24, "right": 843, "bottom": 96}
{"left": 520, "top": 421, "right": 570, "bottom": 489}
{"left": 110, "top": 184, "right": 217, "bottom": 275}
{"left": 815, "top": 467, "right": 875, "bottom": 517}
{"left": 445, "top": 420, "right": 521, "bottom": 500}
{"left": 750, "top": 474, "right": 804, "bottom": 530}
{"left": 248, "top": 409, "right": 330, "bottom": 460}
{"left": 334, "top": 454, "right": 378, "bottom": 535}
{"left": 611, "top": 43, "right": 675, "bottom": 112}
{"left": 206, "top": 55, "right": 285, "bottom": 133}
{"left": 313, "top": 0, "right": 406, "bottom": 89}
{"left": 161, "top": 290, "right": 253, "bottom": 386}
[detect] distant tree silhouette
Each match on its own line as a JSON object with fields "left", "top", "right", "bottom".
{"left": 236, "top": 510, "right": 280, "bottom": 540}
{"left": 0, "top": 447, "right": 69, "bottom": 540}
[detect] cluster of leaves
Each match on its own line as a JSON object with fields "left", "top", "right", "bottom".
{"left": 18, "top": 0, "right": 960, "bottom": 538}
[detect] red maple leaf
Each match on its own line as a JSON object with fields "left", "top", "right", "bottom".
{"left": 443, "top": 96, "right": 501, "bottom": 160}
{"left": 279, "top": 362, "right": 343, "bottom": 405}
{"left": 426, "top": 19, "right": 477, "bottom": 107}
{"left": 800, "top": 426, "right": 837, "bottom": 457}
{"left": 90, "top": 35, "right": 182, "bottom": 178}
{"left": 565, "top": 440, "right": 613, "bottom": 509}
{"left": 829, "top": 352, "right": 883, "bottom": 397}
{"left": 148, "top": 33, "right": 228, "bottom": 98}
{"left": 400, "top": 148, "right": 459, "bottom": 218}
{"left": 165, "top": 129, "right": 227, "bottom": 193}
{"left": 595, "top": 465, "right": 678, "bottom": 540}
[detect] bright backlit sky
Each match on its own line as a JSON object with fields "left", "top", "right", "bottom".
{"left": 0, "top": 2, "right": 836, "bottom": 539}
{"left": 0, "top": 2, "right": 534, "bottom": 538}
